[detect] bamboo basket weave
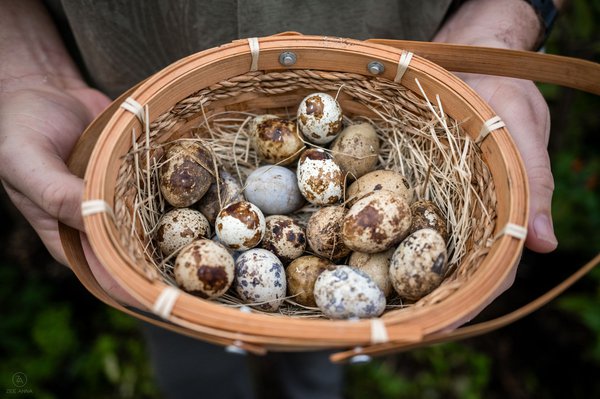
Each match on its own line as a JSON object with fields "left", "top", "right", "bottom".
{"left": 65, "top": 34, "right": 536, "bottom": 360}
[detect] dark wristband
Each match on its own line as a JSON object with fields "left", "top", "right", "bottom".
{"left": 524, "top": 0, "right": 558, "bottom": 49}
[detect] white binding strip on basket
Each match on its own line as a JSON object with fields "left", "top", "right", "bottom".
{"left": 225, "top": 340, "right": 248, "bottom": 355}
{"left": 81, "top": 199, "right": 114, "bottom": 218}
{"left": 120, "top": 97, "right": 146, "bottom": 124}
{"left": 247, "top": 37, "right": 260, "bottom": 71}
{"left": 370, "top": 319, "right": 390, "bottom": 344}
{"left": 394, "top": 50, "right": 413, "bottom": 82}
{"left": 495, "top": 222, "right": 528, "bottom": 240}
{"left": 477, "top": 116, "right": 505, "bottom": 143}
{"left": 152, "top": 286, "right": 181, "bottom": 319}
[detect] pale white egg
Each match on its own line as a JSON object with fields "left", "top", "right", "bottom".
{"left": 174, "top": 239, "right": 235, "bottom": 299}
{"left": 389, "top": 228, "right": 448, "bottom": 301}
{"left": 215, "top": 201, "right": 265, "bottom": 250}
{"left": 233, "top": 248, "right": 286, "bottom": 312}
{"left": 297, "top": 148, "right": 345, "bottom": 206}
{"left": 244, "top": 166, "right": 305, "bottom": 215}
{"left": 155, "top": 208, "right": 211, "bottom": 256}
{"left": 314, "top": 266, "right": 386, "bottom": 319}
{"left": 297, "top": 92, "right": 343, "bottom": 144}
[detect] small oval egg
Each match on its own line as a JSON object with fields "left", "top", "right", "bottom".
{"left": 346, "top": 169, "right": 412, "bottom": 207}
{"left": 348, "top": 249, "right": 394, "bottom": 297}
{"left": 160, "top": 141, "right": 215, "bottom": 207}
{"left": 330, "top": 123, "right": 379, "bottom": 179}
{"left": 297, "top": 148, "right": 345, "bottom": 206}
{"left": 155, "top": 208, "right": 211, "bottom": 256}
{"left": 174, "top": 239, "right": 235, "bottom": 298}
{"left": 314, "top": 266, "right": 386, "bottom": 319}
{"left": 215, "top": 201, "right": 265, "bottom": 250}
{"left": 342, "top": 190, "right": 412, "bottom": 253}
{"left": 389, "top": 228, "right": 448, "bottom": 301}
{"left": 297, "top": 92, "right": 343, "bottom": 144}
{"left": 409, "top": 200, "right": 449, "bottom": 242}
{"left": 306, "top": 206, "right": 350, "bottom": 260}
{"left": 253, "top": 117, "right": 305, "bottom": 165}
{"left": 244, "top": 165, "right": 305, "bottom": 215}
{"left": 233, "top": 248, "right": 286, "bottom": 312}
{"left": 261, "top": 215, "right": 306, "bottom": 264}
{"left": 249, "top": 114, "right": 279, "bottom": 137}
{"left": 196, "top": 169, "right": 244, "bottom": 225}
{"left": 286, "top": 256, "right": 336, "bottom": 307}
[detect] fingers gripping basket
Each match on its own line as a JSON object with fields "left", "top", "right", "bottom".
{"left": 75, "top": 35, "right": 530, "bottom": 358}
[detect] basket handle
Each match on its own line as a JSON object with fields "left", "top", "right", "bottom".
{"left": 330, "top": 251, "right": 600, "bottom": 363}
{"left": 57, "top": 39, "right": 600, "bottom": 358}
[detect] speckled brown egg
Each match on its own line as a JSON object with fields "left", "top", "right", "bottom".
{"left": 196, "top": 169, "right": 244, "bottom": 225}
{"left": 348, "top": 249, "right": 394, "bottom": 297}
{"left": 306, "top": 206, "right": 351, "bottom": 260}
{"left": 389, "top": 228, "right": 448, "bottom": 301}
{"left": 233, "top": 248, "right": 286, "bottom": 312}
{"left": 346, "top": 169, "right": 412, "bottom": 207}
{"left": 174, "top": 239, "right": 234, "bottom": 298}
{"left": 314, "top": 266, "right": 386, "bottom": 319}
{"left": 330, "top": 123, "right": 379, "bottom": 179}
{"left": 297, "top": 92, "right": 343, "bottom": 144}
{"left": 160, "top": 141, "right": 215, "bottom": 207}
{"left": 342, "top": 190, "right": 412, "bottom": 253}
{"left": 261, "top": 215, "right": 306, "bottom": 264}
{"left": 155, "top": 208, "right": 211, "bottom": 256}
{"left": 409, "top": 200, "right": 449, "bottom": 242}
{"left": 297, "top": 148, "right": 345, "bottom": 206}
{"left": 286, "top": 256, "right": 336, "bottom": 307}
{"left": 253, "top": 117, "right": 305, "bottom": 165}
{"left": 215, "top": 201, "right": 265, "bottom": 250}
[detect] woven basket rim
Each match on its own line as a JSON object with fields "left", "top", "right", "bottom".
{"left": 81, "top": 35, "right": 528, "bottom": 349}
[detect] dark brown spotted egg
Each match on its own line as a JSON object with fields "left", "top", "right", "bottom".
{"left": 261, "top": 215, "right": 306, "bottom": 264}
{"left": 314, "top": 266, "right": 386, "bottom": 319}
{"left": 306, "top": 206, "right": 351, "bottom": 260}
{"left": 233, "top": 248, "right": 286, "bottom": 312}
{"left": 196, "top": 169, "right": 244, "bottom": 225}
{"left": 174, "top": 239, "right": 234, "bottom": 299}
{"left": 155, "top": 208, "right": 211, "bottom": 256}
{"left": 286, "top": 256, "right": 336, "bottom": 307}
{"left": 346, "top": 169, "right": 412, "bottom": 207}
{"left": 215, "top": 201, "right": 265, "bottom": 251}
{"left": 297, "top": 148, "right": 345, "bottom": 206}
{"left": 342, "top": 190, "right": 412, "bottom": 253}
{"left": 297, "top": 92, "right": 343, "bottom": 144}
{"left": 160, "top": 141, "right": 215, "bottom": 207}
{"left": 252, "top": 116, "right": 305, "bottom": 165}
{"left": 409, "top": 200, "right": 449, "bottom": 242}
{"left": 389, "top": 228, "right": 448, "bottom": 301}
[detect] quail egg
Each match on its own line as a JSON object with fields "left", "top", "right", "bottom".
{"left": 155, "top": 208, "right": 211, "bottom": 256}
{"left": 215, "top": 201, "right": 265, "bottom": 250}
{"left": 306, "top": 206, "right": 351, "bottom": 260}
{"left": 389, "top": 228, "right": 448, "bottom": 301}
{"left": 330, "top": 122, "right": 379, "bottom": 179}
{"left": 174, "top": 239, "right": 235, "bottom": 299}
{"left": 196, "top": 169, "right": 244, "bottom": 225}
{"left": 286, "top": 256, "right": 336, "bottom": 307}
{"left": 409, "top": 199, "right": 449, "bottom": 241}
{"left": 261, "top": 215, "right": 306, "bottom": 264}
{"left": 297, "top": 148, "right": 345, "bottom": 206}
{"left": 314, "top": 266, "right": 386, "bottom": 319}
{"left": 233, "top": 248, "right": 286, "bottom": 312}
{"left": 348, "top": 249, "right": 394, "bottom": 297}
{"left": 297, "top": 92, "right": 343, "bottom": 144}
{"left": 244, "top": 165, "right": 305, "bottom": 215}
{"left": 252, "top": 116, "right": 304, "bottom": 165}
{"left": 346, "top": 169, "right": 412, "bottom": 207}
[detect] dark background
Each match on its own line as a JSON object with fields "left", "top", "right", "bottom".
{"left": 1, "top": 1, "right": 599, "bottom": 398}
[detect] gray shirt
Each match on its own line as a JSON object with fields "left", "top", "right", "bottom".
{"left": 46, "top": 0, "right": 453, "bottom": 98}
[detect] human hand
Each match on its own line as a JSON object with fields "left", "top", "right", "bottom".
{"left": 461, "top": 73, "right": 558, "bottom": 253}
{"left": 0, "top": 76, "right": 139, "bottom": 306}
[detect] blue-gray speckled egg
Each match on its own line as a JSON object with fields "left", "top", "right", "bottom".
{"left": 233, "top": 248, "right": 286, "bottom": 312}
{"left": 314, "top": 265, "right": 386, "bottom": 319}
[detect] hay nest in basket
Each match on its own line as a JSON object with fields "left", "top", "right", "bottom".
{"left": 113, "top": 69, "right": 496, "bottom": 317}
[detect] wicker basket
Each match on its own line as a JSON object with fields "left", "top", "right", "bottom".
{"left": 62, "top": 34, "right": 534, "bottom": 360}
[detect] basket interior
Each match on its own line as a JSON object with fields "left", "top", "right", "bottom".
{"left": 112, "top": 68, "right": 497, "bottom": 317}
